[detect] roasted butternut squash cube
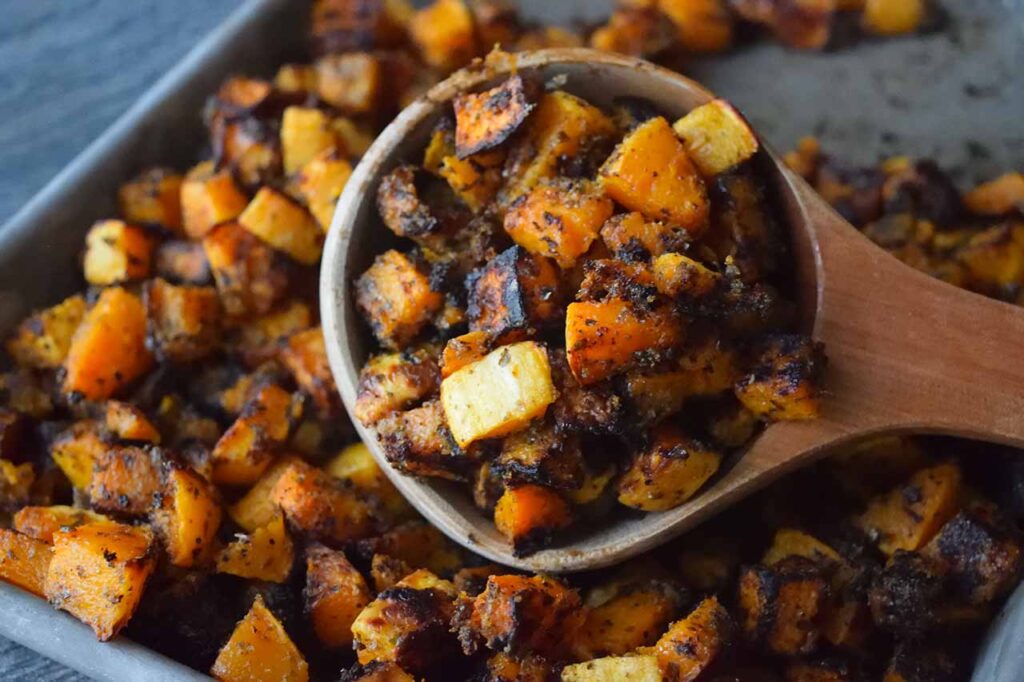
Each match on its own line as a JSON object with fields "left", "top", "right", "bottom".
{"left": 578, "top": 583, "right": 682, "bottom": 658}
{"left": 88, "top": 445, "right": 162, "bottom": 516}
{"left": 326, "top": 443, "right": 414, "bottom": 522}
{"left": 857, "top": 462, "right": 961, "bottom": 556}
{"left": 153, "top": 464, "right": 221, "bottom": 568}
{"left": 495, "top": 422, "right": 583, "bottom": 491}
{"left": 352, "top": 569, "right": 460, "bottom": 672}
{"left": 589, "top": 8, "right": 676, "bottom": 57}
{"left": 453, "top": 75, "right": 536, "bottom": 158}
{"left": 964, "top": 172, "right": 1024, "bottom": 217}
{"left": 51, "top": 420, "right": 105, "bottom": 489}
{"left": 493, "top": 484, "right": 571, "bottom": 555}
{"left": 354, "top": 350, "right": 439, "bottom": 425}
{"left": 211, "top": 384, "right": 300, "bottom": 486}
{"left": 281, "top": 106, "right": 339, "bottom": 175}
{"left": 600, "top": 212, "right": 691, "bottom": 259}
{"left": 311, "top": 0, "right": 410, "bottom": 54}
{"left": 13, "top": 506, "right": 110, "bottom": 544}
{"left": 280, "top": 326, "right": 338, "bottom": 417}
{"left": 234, "top": 300, "right": 312, "bottom": 366}
{"left": 617, "top": 424, "right": 721, "bottom": 511}
{"left": 305, "top": 544, "right": 372, "bottom": 649}
{"left": 440, "top": 341, "right": 556, "bottom": 447}
{"left": 467, "top": 246, "right": 562, "bottom": 342}
{"left": 504, "top": 180, "right": 615, "bottom": 269}
{"left": 566, "top": 299, "right": 684, "bottom": 385}
{"left": 867, "top": 550, "right": 949, "bottom": 638}
{"left": 653, "top": 596, "right": 731, "bottom": 682}
{"left": 145, "top": 278, "right": 221, "bottom": 363}
{"left": 652, "top": 252, "right": 723, "bottom": 300}
{"left": 6, "top": 294, "right": 87, "bottom": 369}
{"left": 862, "top": 0, "right": 924, "bottom": 35}
{"left": 768, "top": 0, "right": 834, "bottom": 49}
{"left": 202, "top": 221, "right": 290, "bottom": 317}
{"left": 63, "top": 287, "right": 154, "bottom": 400}
{"left": 707, "top": 170, "right": 781, "bottom": 282}
{"left": 105, "top": 401, "right": 160, "bottom": 443}
{"left": 0, "top": 528, "right": 51, "bottom": 597}
{"left": 227, "top": 455, "right": 303, "bottom": 532}
{"left": 214, "top": 117, "right": 282, "bottom": 188}
{"left": 0, "top": 459, "right": 33, "bottom": 510}
{"left": 294, "top": 149, "right": 353, "bottom": 231}
{"left": 154, "top": 240, "right": 212, "bottom": 285}
{"left": 355, "top": 250, "right": 444, "bottom": 350}
{"left": 440, "top": 331, "right": 492, "bottom": 379}
{"left": 734, "top": 334, "right": 825, "bottom": 421}
{"left": 45, "top": 522, "right": 155, "bottom": 640}
{"left": 659, "top": 0, "right": 734, "bottom": 53}
{"left": 502, "top": 91, "right": 617, "bottom": 202}
{"left": 378, "top": 399, "right": 470, "bottom": 481}
{"left": 562, "top": 655, "right": 663, "bottom": 682}
{"left": 118, "top": 168, "right": 184, "bottom": 232}
{"left": 82, "top": 219, "right": 156, "bottom": 286}
{"left": 216, "top": 513, "right": 295, "bottom": 583}
{"left": 437, "top": 149, "right": 505, "bottom": 212}
{"left": 599, "top": 117, "right": 709, "bottom": 234}
{"left": 270, "top": 459, "right": 377, "bottom": 543}
{"left": 409, "top": 0, "right": 477, "bottom": 71}
{"left": 738, "top": 557, "right": 827, "bottom": 655}
{"left": 923, "top": 510, "right": 1024, "bottom": 605}
{"left": 457, "top": 574, "right": 583, "bottom": 657}
{"left": 672, "top": 99, "right": 759, "bottom": 177}
{"left": 211, "top": 594, "right": 309, "bottom": 682}
{"left": 180, "top": 160, "right": 249, "bottom": 239}
{"left": 239, "top": 187, "right": 324, "bottom": 266}
{"left": 316, "top": 52, "right": 382, "bottom": 114}
{"left": 371, "top": 553, "right": 414, "bottom": 592}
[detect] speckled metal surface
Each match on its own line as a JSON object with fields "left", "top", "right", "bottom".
{"left": 0, "top": 0, "right": 1021, "bottom": 679}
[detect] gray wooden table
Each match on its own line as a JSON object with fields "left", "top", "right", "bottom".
{"left": 0, "top": 5, "right": 238, "bottom": 677}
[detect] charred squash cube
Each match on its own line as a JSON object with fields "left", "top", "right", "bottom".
{"left": 600, "top": 212, "right": 692, "bottom": 260}
{"left": 562, "top": 655, "right": 662, "bottom": 682}
{"left": 453, "top": 74, "right": 537, "bottom": 158}
{"left": 45, "top": 521, "right": 155, "bottom": 640}
{"left": 673, "top": 99, "right": 759, "bottom": 178}
{"left": 467, "top": 246, "right": 562, "bottom": 342}
{"left": 494, "top": 421, "right": 584, "bottom": 491}
{"left": 239, "top": 187, "right": 325, "bottom": 266}
{"left": 493, "top": 484, "right": 571, "bottom": 555}
{"left": 365, "top": 519, "right": 465, "bottom": 577}
{"left": 617, "top": 423, "right": 721, "bottom": 511}
{"left": 311, "top": 0, "right": 410, "bottom": 54}
{"left": 659, "top": 0, "right": 735, "bottom": 53}
{"left": 354, "top": 350, "right": 439, "bottom": 425}
{"left": 118, "top": 168, "right": 184, "bottom": 233}
{"left": 180, "top": 161, "right": 249, "bottom": 239}
{"left": 88, "top": 445, "right": 162, "bottom": 516}
{"left": 154, "top": 240, "right": 212, "bottom": 285}
{"left": 305, "top": 544, "right": 372, "bottom": 649}
{"left": 0, "top": 528, "right": 51, "bottom": 597}
{"left": 355, "top": 249, "right": 444, "bottom": 350}
{"left": 6, "top": 294, "right": 87, "bottom": 369}
{"left": 734, "top": 334, "right": 825, "bottom": 421}
{"left": 211, "top": 594, "right": 309, "bottom": 682}
{"left": 152, "top": 463, "right": 221, "bottom": 568}
{"left": 378, "top": 399, "right": 469, "bottom": 481}
{"left": 376, "top": 165, "right": 471, "bottom": 254}
{"left": 316, "top": 52, "right": 382, "bottom": 114}
{"left": 653, "top": 596, "right": 732, "bottom": 682}
{"left": 83, "top": 219, "right": 156, "bottom": 286}
{"left": 867, "top": 550, "right": 947, "bottom": 638}
{"left": 440, "top": 330, "right": 492, "bottom": 378}
{"left": 423, "top": 122, "right": 507, "bottom": 212}
{"left": 216, "top": 512, "right": 295, "bottom": 583}
{"left": 652, "top": 252, "right": 723, "bottom": 301}
{"left": 589, "top": 7, "right": 677, "bottom": 58}
{"left": 599, "top": 116, "right": 709, "bottom": 235}
{"left": 548, "top": 348, "right": 625, "bottom": 436}
{"left": 923, "top": 510, "right": 1023, "bottom": 605}
{"left": 211, "top": 384, "right": 301, "bottom": 486}
{"left": 203, "top": 221, "right": 290, "bottom": 317}
{"left": 270, "top": 458, "right": 378, "bottom": 543}
{"left": 577, "top": 580, "right": 684, "bottom": 658}
{"left": 50, "top": 420, "right": 106, "bottom": 490}
{"left": 738, "top": 557, "right": 828, "bottom": 656}
{"left": 145, "top": 278, "right": 221, "bottom": 363}
{"left": 409, "top": 0, "right": 478, "bottom": 71}
{"left": 280, "top": 326, "right": 340, "bottom": 417}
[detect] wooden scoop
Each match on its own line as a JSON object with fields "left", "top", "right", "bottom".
{"left": 320, "top": 49, "right": 1024, "bottom": 572}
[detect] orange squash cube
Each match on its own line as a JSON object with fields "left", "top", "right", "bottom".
{"left": 493, "top": 484, "right": 571, "bottom": 555}
{"left": 211, "top": 594, "right": 309, "bottom": 682}
{"left": 355, "top": 250, "right": 443, "bottom": 350}
{"left": 180, "top": 160, "right": 249, "bottom": 239}
{"left": 152, "top": 464, "right": 222, "bottom": 568}
{"left": 118, "top": 168, "right": 184, "bottom": 232}
{"left": 305, "top": 544, "right": 372, "bottom": 649}
{"left": 82, "top": 219, "right": 156, "bottom": 286}
{"left": 6, "top": 294, "right": 87, "bottom": 370}
{"left": 672, "top": 99, "right": 760, "bottom": 177}
{"left": 0, "top": 528, "right": 51, "bottom": 597}
{"left": 239, "top": 187, "right": 324, "bottom": 266}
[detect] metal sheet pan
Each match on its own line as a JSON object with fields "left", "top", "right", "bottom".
{"left": 0, "top": 0, "right": 1021, "bottom": 679}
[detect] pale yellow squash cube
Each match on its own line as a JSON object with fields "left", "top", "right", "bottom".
{"left": 672, "top": 99, "right": 759, "bottom": 177}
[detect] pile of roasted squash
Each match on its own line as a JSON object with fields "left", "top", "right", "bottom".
{"left": 0, "top": 0, "right": 1020, "bottom": 681}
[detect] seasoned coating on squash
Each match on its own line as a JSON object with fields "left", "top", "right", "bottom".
{"left": 118, "top": 167, "right": 184, "bottom": 233}
{"left": 653, "top": 595, "right": 732, "bottom": 682}
{"left": 211, "top": 383, "right": 302, "bottom": 486}
{"left": 311, "top": 0, "right": 410, "bottom": 55}
{"left": 280, "top": 326, "right": 340, "bottom": 417}
{"left": 453, "top": 75, "right": 537, "bottom": 158}
{"left": 377, "top": 398, "right": 471, "bottom": 481}
{"left": 601, "top": 212, "right": 693, "bottom": 260}
{"left": 216, "top": 512, "right": 295, "bottom": 583}
{"left": 494, "top": 421, "right": 584, "bottom": 491}
{"left": 181, "top": 161, "right": 249, "bottom": 239}
{"left": 203, "top": 221, "right": 290, "bottom": 318}
{"left": 239, "top": 186, "right": 325, "bottom": 266}
{"left": 145, "top": 278, "right": 221, "bottom": 363}
{"left": 270, "top": 458, "right": 378, "bottom": 543}
{"left": 673, "top": 99, "right": 759, "bottom": 178}
{"left": 13, "top": 506, "right": 110, "bottom": 544}
{"left": 493, "top": 484, "right": 571, "bottom": 556}
{"left": 466, "top": 245, "right": 562, "bottom": 342}
{"left": 923, "top": 510, "right": 1024, "bottom": 605}
{"left": 304, "top": 544, "right": 371, "bottom": 649}
{"left": 211, "top": 594, "right": 309, "bottom": 682}
{"left": 355, "top": 349, "right": 439, "bottom": 425}
{"left": 618, "top": 423, "right": 721, "bottom": 511}
{"left": 153, "top": 239, "right": 212, "bottom": 285}
{"left": 577, "top": 579, "right": 685, "bottom": 658}
{"left": 0, "top": 528, "right": 52, "bottom": 597}
{"left": 738, "top": 556, "right": 829, "bottom": 656}
{"left": 867, "top": 550, "right": 948, "bottom": 638}
{"left": 356, "top": 249, "right": 444, "bottom": 350}
{"left": 151, "top": 462, "right": 221, "bottom": 568}
{"left": 735, "top": 334, "right": 825, "bottom": 421}
{"left": 88, "top": 445, "right": 163, "bottom": 516}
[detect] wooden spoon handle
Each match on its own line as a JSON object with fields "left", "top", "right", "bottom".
{"left": 785, "top": 170, "right": 1024, "bottom": 449}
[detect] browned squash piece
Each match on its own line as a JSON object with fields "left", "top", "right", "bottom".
{"left": 235, "top": 300, "right": 312, "bottom": 366}
{"left": 738, "top": 557, "right": 828, "bottom": 656}
{"left": 355, "top": 249, "right": 443, "bottom": 350}
{"left": 439, "top": 149, "right": 506, "bottom": 212}
{"left": 82, "top": 219, "right": 156, "bottom": 286}
{"left": 600, "top": 117, "right": 709, "bottom": 235}
{"left": 862, "top": 0, "right": 924, "bottom": 36}
{"left": 280, "top": 106, "right": 339, "bottom": 175}
{"left": 502, "top": 91, "right": 618, "bottom": 202}
{"left": 211, "top": 384, "right": 300, "bottom": 486}
{"left": 6, "top": 294, "right": 87, "bottom": 369}
{"left": 216, "top": 513, "right": 294, "bottom": 583}
{"left": 13, "top": 506, "right": 110, "bottom": 543}
{"left": 239, "top": 187, "right": 324, "bottom": 266}
{"left": 154, "top": 240, "right": 212, "bottom": 285}
{"left": 311, "top": 0, "right": 410, "bottom": 54}
{"left": 377, "top": 399, "right": 469, "bottom": 481}
{"left": 368, "top": 520, "right": 465, "bottom": 576}
{"left": 618, "top": 423, "right": 721, "bottom": 511}
{"left": 371, "top": 553, "right": 413, "bottom": 592}
{"left": 504, "top": 179, "right": 614, "bottom": 269}
{"left": 145, "top": 278, "right": 221, "bottom": 363}
{"left": 118, "top": 168, "right": 184, "bottom": 232}
{"left": 577, "top": 583, "right": 682, "bottom": 658}
{"left": 672, "top": 99, "right": 759, "bottom": 177}
{"left": 964, "top": 172, "right": 1024, "bottom": 217}
{"left": 458, "top": 574, "right": 583, "bottom": 658}
{"left": 354, "top": 350, "right": 439, "bottom": 425}
{"left": 228, "top": 455, "right": 303, "bottom": 532}
{"left": 493, "top": 484, "right": 571, "bottom": 555}
{"left": 589, "top": 8, "right": 676, "bottom": 57}
{"left": 652, "top": 252, "right": 723, "bottom": 300}
{"left": 280, "top": 326, "right": 338, "bottom": 417}
{"left": 734, "top": 334, "right": 825, "bottom": 421}
{"left": 63, "top": 287, "right": 154, "bottom": 400}
{"left": 51, "top": 420, "right": 105, "bottom": 489}
{"left": 294, "top": 149, "right": 353, "bottom": 231}
{"left": 653, "top": 596, "right": 731, "bottom": 682}
{"left": 211, "top": 594, "right": 309, "bottom": 682}
{"left": 180, "top": 160, "right": 248, "bottom": 239}
{"left": 316, "top": 52, "right": 381, "bottom": 114}
{"left": 467, "top": 245, "right": 562, "bottom": 342}
{"left": 202, "top": 221, "right": 289, "bottom": 317}
{"left": 600, "top": 212, "right": 691, "bottom": 259}
{"left": 769, "top": 0, "right": 834, "bottom": 49}
{"left": 440, "top": 331, "right": 492, "bottom": 379}
{"left": 352, "top": 569, "right": 460, "bottom": 672}
{"left": 88, "top": 445, "right": 162, "bottom": 516}
{"left": 440, "top": 341, "right": 556, "bottom": 448}
{"left": 105, "top": 401, "right": 160, "bottom": 443}
{"left": 325, "top": 443, "right": 414, "bottom": 522}
{"left": 562, "top": 655, "right": 662, "bottom": 682}
{"left": 495, "top": 421, "right": 583, "bottom": 491}
{"left": 857, "top": 462, "right": 962, "bottom": 556}
{"left": 270, "top": 459, "right": 377, "bottom": 543}
{"left": 659, "top": 0, "right": 734, "bottom": 53}
{"left": 45, "top": 522, "right": 155, "bottom": 640}
{"left": 565, "top": 299, "right": 684, "bottom": 385}
{"left": 923, "top": 510, "right": 1023, "bottom": 605}
{"left": 215, "top": 118, "right": 282, "bottom": 189}
{"left": 0, "top": 528, "right": 51, "bottom": 597}
{"left": 305, "top": 544, "right": 372, "bottom": 649}
{"left": 409, "top": 0, "right": 477, "bottom": 71}
{"left": 453, "top": 75, "right": 536, "bottom": 158}
{"left": 152, "top": 463, "right": 221, "bottom": 568}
